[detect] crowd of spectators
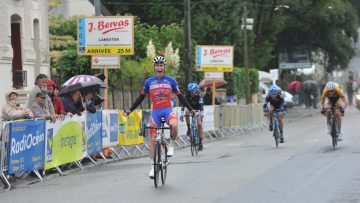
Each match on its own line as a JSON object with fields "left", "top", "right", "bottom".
{"left": 1, "top": 74, "right": 104, "bottom": 122}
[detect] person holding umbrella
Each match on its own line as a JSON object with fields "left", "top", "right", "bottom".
{"left": 124, "top": 56, "right": 194, "bottom": 179}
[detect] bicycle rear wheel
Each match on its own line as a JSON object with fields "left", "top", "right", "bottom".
{"left": 161, "top": 143, "right": 167, "bottom": 185}
{"left": 153, "top": 143, "right": 161, "bottom": 187}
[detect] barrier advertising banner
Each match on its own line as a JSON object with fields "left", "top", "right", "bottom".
{"left": 45, "top": 116, "right": 87, "bottom": 170}
{"left": 8, "top": 120, "right": 45, "bottom": 174}
{"left": 77, "top": 16, "right": 134, "bottom": 55}
{"left": 102, "top": 110, "right": 119, "bottom": 147}
{"left": 118, "top": 110, "right": 143, "bottom": 145}
{"left": 85, "top": 111, "right": 102, "bottom": 156}
{"left": 202, "top": 106, "right": 215, "bottom": 131}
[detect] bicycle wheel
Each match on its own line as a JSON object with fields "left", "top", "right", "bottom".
{"left": 190, "top": 133, "right": 195, "bottom": 156}
{"left": 161, "top": 143, "right": 167, "bottom": 185}
{"left": 194, "top": 129, "right": 198, "bottom": 155}
{"left": 331, "top": 117, "right": 337, "bottom": 149}
{"left": 273, "top": 120, "right": 279, "bottom": 148}
{"left": 153, "top": 142, "right": 161, "bottom": 188}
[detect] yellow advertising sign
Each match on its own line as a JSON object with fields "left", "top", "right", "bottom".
{"left": 84, "top": 46, "right": 134, "bottom": 55}
{"left": 199, "top": 66, "right": 233, "bottom": 72}
{"left": 118, "top": 110, "right": 143, "bottom": 146}
{"left": 45, "top": 117, "right": 87, "bottom": 170}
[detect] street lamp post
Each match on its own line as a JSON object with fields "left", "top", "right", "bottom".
{"left": 242, "top": 3, "right": 253, "bottom": 104}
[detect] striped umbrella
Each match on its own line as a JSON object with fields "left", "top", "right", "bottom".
{"left": 59, "top": 75, "right": 105, "bottom": 95}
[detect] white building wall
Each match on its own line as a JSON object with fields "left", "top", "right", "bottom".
{"left": 53, "top": 0, "right": 95, "bottom": 18}
{"left": 0, "top": 0, "right": 50, "bottom": 106}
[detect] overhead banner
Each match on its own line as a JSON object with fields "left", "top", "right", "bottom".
{"left": 102, "top": 110, "right": 119, "bottom": 148}
{"left": 77, "top": 16, "right": 134, "bottom": 55}
{"left": 196, "top": 45, "right": 234, "bottom": 72}
{"left": 8, "top": 120, "right": 45, "bottom": 174}
{"left": 45, "top": 116, "right": 87, "bottom": 170}
{"left": 85, "top": 111, "right": 102, "bottom": 156}
{"left": 118, "top": 110, "right": 143, "bottom": 146}
{"left": 91, "top": 56, "right": 120, "bottom": 69}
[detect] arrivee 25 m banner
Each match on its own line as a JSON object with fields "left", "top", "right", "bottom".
{"left": 77, "top": 16, "right": 134, "bottom": 55}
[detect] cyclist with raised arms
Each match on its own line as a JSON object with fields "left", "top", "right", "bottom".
{"left": 319, "top": 81, "right": 347, "bottom": 141}
{"left": 125, "top": 56, "right": 194, "bottom": 178}
{"left": 263, "top": 86, "right": 286, "bottom": 143}
{"left": 180, "top": 83, "right": 204, "bottom": 151}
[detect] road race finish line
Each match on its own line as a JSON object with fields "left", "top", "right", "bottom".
{"left": 85, "top": 47, "right": 133, "bottom": 55}
{"left": 118, "top": 110, "right": 143, "bottom": 146}
{"left": 8, "top": 120, "right": 45, "bottom": 174}
{"left": 45, "top": 116, "right": 87, "bottom": 170}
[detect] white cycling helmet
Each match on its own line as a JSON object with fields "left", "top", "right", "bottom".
{"left": 153, "top": 56, "right": 166, "bottom": 64}
{"left": 326, "top": 81, "right": 336, "bottom": 91}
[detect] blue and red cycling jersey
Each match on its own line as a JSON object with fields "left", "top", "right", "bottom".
{"left": 141, "top": 75, "right": 181, "bottom": 110}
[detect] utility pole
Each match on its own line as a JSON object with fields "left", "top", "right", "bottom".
{"left": 184, "top": 0, "right": 193, "bottom": 85}
{"left": 243, "top": 2, "right": 250, "bottom": 104}
{"left": 94, "top": 0, "right": 109, "bottom": 109}
{"left": 95, "top": 0, "right": 101, "bottom": 16}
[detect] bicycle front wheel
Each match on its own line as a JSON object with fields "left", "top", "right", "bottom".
{"left": 273, "top": 128, "right": 279, "bottom": 148}
{"left": 331, "top": 117, "right": 337, "bottom": 149}
{"left": 153, "top": 143, "right": 161, "bottom": 187}
{"left": 161, "top": 143, "right": 168, "bottom": 185}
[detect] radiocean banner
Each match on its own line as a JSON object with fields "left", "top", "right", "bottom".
{"left": 118, "top": 110, "right": 143, "bottom": 145}
{"left": 85, "top": 111, "right": 102, "bottom": 156}
{"left": 8, "top": 120, "right": 45, "bottom": 174}
{"left": 45, "top": 116, "right": 87, "bottom": 170}
{"left": 102, "top": 110, "right": 119, "bottom": 147}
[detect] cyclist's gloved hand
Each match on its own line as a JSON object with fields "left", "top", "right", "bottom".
{"left": 180, "top": 111, "right": 184, "bottom": 122}
{"left": 321, "top": 108, "right": 326, "bottom": 114}
{"left": 191, "top": 110, "right": 196, "bottom": 117}
{"left": 263, "top": 103, "right": 267, "bottom": 112}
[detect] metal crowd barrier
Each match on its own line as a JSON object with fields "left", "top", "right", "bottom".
{"left": 0, "top": 104, "right": 266, "bottom": 190}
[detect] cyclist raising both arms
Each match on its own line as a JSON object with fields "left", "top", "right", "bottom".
{"left": 263, "top": 86, "right": 286, "bottom": 143}
{"left": 125, "top": 56, "right": 194, "bottom": 178}
{"left": 180, "top": 83, "right": 204, "bottom": 151}
{"left": 319, "top": 81, "right": 347, "bottom": 141}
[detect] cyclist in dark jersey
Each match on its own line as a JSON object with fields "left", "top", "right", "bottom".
{"left": 180, "top": 83, "right": 204, "bottom": 151}
{"left": 263, "top": 85, "right": 286, "bottom": 143}
{"left": 125, "top": 56, "right": 193, "bottom": 178}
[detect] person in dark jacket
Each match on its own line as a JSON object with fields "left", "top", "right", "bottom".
{"left": 62, "top": 90, "right": 85, "bottom": 116}
{"left": 203, "top": 87, "right": 220, "bottom": 105}
{"left": 82, "top": 90, "right": 104, "bottom": 113}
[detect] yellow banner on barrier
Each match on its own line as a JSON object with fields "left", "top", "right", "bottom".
{"left": 45, "top": 117, "right": 87, "bottom": 170}
{"left": 118, "top": 110, "right": 143, "bottom": 146}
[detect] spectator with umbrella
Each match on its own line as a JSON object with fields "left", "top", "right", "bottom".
{"left": 287, "top": 80, "right": 302, "bottom": 105}
{"left": 59, "top": 75, "right": 105, "bottom": 115}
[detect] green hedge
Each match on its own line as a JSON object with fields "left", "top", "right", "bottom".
{"left": 226, "top": 67, "right": 259, "bottom": 100}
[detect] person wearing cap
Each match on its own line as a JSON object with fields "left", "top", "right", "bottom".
{"left": 26, "top": 74, "right": 57, "bottom": 121}
{"left": 1, "top": 91, "right": 33, "bottom": 121}
{"left": 47, "top": 79, "right": 66, "bottom": 120}
{"left": 31, "top": 92, "right": 55, "bottom": 122}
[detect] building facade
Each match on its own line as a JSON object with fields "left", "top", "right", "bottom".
{"left": 0, "top": 0, "right": 50, "bottom": 105}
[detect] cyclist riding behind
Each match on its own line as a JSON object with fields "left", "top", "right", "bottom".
{"left": 180, "top": 83, "right": 204, "bottom": 151}
{"left": 263, "top": 86, "right": 286, "bottom": 143}
{"left": 125, "top": 56, "right": 194, "bottom": 178}
{"left": 319, "top": 81, "right": 347, "bottom": 141}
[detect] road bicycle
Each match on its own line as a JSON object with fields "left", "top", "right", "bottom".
{"left": 185, "top": 111, "right": 200, "bottom": 156}
{"left": 142, "top": 118, "right": 171, "bottom": 188}
{"left": 324, "top": 106, "right": 342, "bottom": 149}
{"left": 265, "top": 109, "right": 285, "bottom": 148}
